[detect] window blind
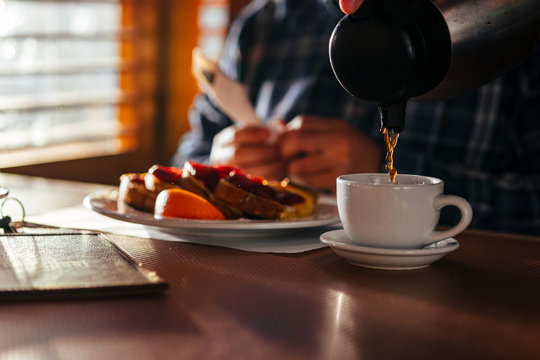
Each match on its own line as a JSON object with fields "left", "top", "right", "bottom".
{"left": 0, "top": 0, "right": 144, "bottom": 167}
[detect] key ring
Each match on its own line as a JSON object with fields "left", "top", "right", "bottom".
{"left": 1, "top": 197, "right": 26, "bottom": 223}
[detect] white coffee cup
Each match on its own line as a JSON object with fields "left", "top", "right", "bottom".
{"left": 337, "top": 174, "right": 473, "bottom": 249}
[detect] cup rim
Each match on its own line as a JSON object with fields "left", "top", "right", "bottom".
{"left": 337, "top": 173, "right": 443, "bottom": 187}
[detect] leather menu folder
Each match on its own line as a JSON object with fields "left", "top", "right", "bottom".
{"left": 0, "top": 232, "right": 168, "bottom": 300}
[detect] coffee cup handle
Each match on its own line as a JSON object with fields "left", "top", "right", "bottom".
{"left": 426, "top": 195, "right": 473, "bottom": 244}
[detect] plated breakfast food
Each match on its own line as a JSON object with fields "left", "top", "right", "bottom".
{"left": 118, "top": 162, "right": 319, "bottom": 221}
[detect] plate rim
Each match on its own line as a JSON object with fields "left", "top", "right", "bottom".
{"left": 84, "top": 189, "right": 340, "bottom": 232}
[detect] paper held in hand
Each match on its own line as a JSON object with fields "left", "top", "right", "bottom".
{"left": 192, "top": 48, "right": 261, "bottom": 126}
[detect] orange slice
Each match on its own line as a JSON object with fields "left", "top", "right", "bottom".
{"left": 155, "top": 188, "right": 225, "bottom": 220}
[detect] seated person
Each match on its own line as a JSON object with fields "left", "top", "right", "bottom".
{"left": 174, "top": 0, "right": 382, "bottom": 188}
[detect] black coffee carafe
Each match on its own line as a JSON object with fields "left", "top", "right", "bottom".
{"left": 329, "top": 0, "right": 540, "bottom": 132}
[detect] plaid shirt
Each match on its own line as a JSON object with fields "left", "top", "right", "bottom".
{"left": 173, "top": 0, "right": 540, "bottom": 235}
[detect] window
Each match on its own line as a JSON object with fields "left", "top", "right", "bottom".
{"left": 0, "top": 0, "right": 149, "bottom": 168}
{"left": 0, "top": 0, "right": 246, "bottom": 184}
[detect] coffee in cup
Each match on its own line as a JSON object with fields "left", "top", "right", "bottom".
{"left": 336, "top": 174, "right": 473, "bottom": 249}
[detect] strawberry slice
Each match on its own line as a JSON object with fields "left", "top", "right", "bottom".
{"left": 275, "top": 190, "right": 304, "bottom": 205}
{"left": 184, "top": 161, "right": 221, "bottom": 191}
{"left": 148, "top": 164, "right": 183, "bottom": 184}
{"left": 226, "top": 171, "right": 276, "bottom": 200}
{"left": 214, "top": 165, "right": 241, "bottom": 179}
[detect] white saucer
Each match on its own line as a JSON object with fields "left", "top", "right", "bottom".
{"left": 320, "top": 229, "right": 459, "bottom": 270}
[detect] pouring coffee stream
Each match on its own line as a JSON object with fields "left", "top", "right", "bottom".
{"left": 379, "top": 102, "right": 405, "bottom": 182}
{"left": 329, "top": 0, "right": 540, "bottom": 181}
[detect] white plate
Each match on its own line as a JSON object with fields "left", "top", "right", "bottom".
{"left": 84, "top": 189, "right": 340, "bottom": 237}
{"left": 320, "top": 229, "right": 459, "bottom": 270}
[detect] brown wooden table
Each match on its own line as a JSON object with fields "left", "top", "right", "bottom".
{"left": 0, "top": 173, "right": 539, "bottom": 359}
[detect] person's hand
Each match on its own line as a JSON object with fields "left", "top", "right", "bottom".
{"left": 339, "top": 0, "right": 364, "bottom": 14}
{"left": 279, "top": 115, "right": 382, "bottom": 192}
{"left": 210, "top": 123, "right": 286, "bottom": 180}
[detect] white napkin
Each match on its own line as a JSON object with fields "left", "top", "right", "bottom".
{"left": 27, "top": 206, "right": 336, "bottom": 253}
